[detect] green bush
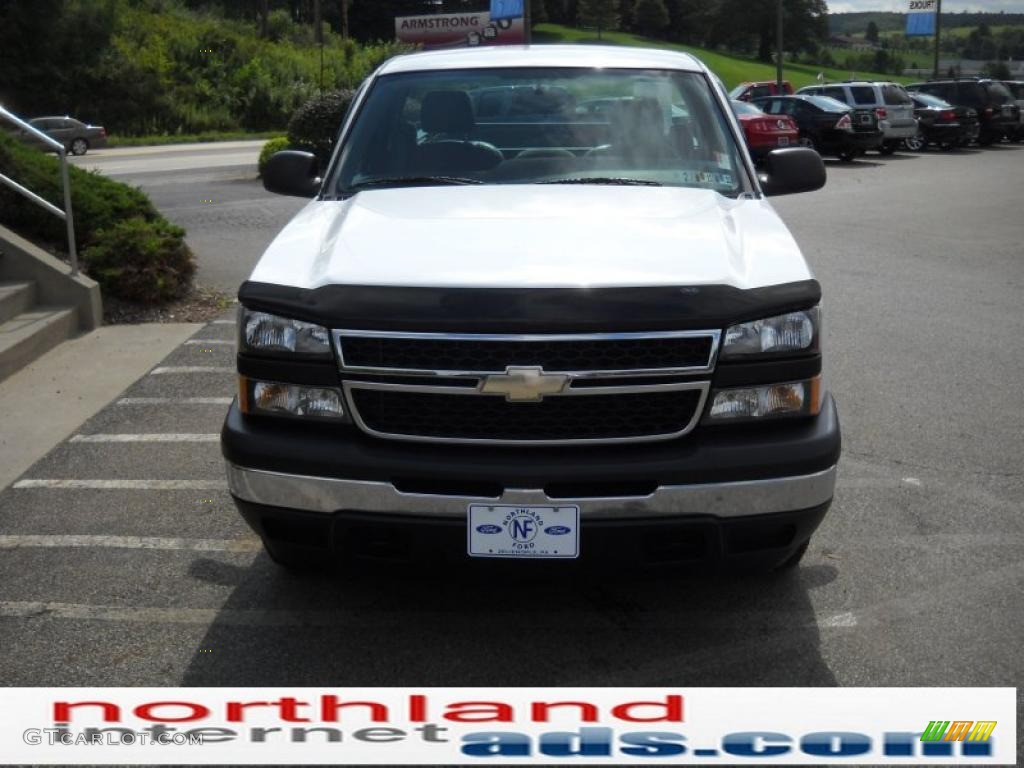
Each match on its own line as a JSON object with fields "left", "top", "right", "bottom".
{"left": 82, "top": 218, "right": 196, "bottom": 304}
{"left": 0, "top": 133, "right": 194, "bottom": 304}
{"left": 258, "top": 136, "right": 291, "bottom": 176}
{"left": 287, "top": 89, "right": 357, "bottom": 164}
{"left": 0, "top": 133, "right": 159, "bottom": 251}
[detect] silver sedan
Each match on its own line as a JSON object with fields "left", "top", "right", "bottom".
{"left": 19, "top": 116, "right": 108, "bottom": 155}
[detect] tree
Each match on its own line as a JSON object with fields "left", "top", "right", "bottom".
{"left": 619, "top": 0, "right": 634, "bottom": 30}
{"left": 983, "top": 60, "right": 1011, "bottom": 80}
{"left": 663, "top": 0, "right": 713, "bottom": 44}
{"left": 577, "top": 0, "right": 618, "bottom": 39}
{"left": 531, "top": 0, "right": 548, "bottom": 25}
{"left": 866, "top": 21, "right": 879, "bottom": 45}
{"left": 634, "top": 0, "right": 669, "bottom": 37}
{"left": 709, "top": 0, "right": 828, "bottom": 63}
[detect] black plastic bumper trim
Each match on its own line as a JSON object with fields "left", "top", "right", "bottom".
{"left": 221, "top": 393, "right": 840, "bottom": 489}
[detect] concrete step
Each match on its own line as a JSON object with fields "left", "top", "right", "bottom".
{"left": 0, "top": 307, "right": 77, "bottom": 383}
{"left": 0, "top": 282, "right": 36, "bottom": 325}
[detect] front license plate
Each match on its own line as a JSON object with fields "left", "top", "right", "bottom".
{"left": 468, "top": 504, "right": 580, "bottom": 559}
{"left": 777, "top": 137, "right": 790, "bottom": 147}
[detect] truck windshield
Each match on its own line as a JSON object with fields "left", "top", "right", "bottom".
{"left": 330, "top": 67, "right": 745, "bottom": 198}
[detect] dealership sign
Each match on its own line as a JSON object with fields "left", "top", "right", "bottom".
{"left": 395, "top": 12, "right": 525, "bottom": 49}
{"left": 490, "top": 0, "right": 525, "bottom": 22}
{"left": 0, "top": 687, "right": 1016, "bottom": 764}
{"left": 906, "top": 0, "right": 938, "bottom": 36}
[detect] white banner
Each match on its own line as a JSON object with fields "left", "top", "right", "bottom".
{"left": 0, "top": 687, "right": 1015, "bottom": 764}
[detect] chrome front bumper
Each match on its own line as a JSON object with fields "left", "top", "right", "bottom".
{"left": 226, "top": 463, "right": 838, "bottom": 520}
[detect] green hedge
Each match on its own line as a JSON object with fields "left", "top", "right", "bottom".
{"left": 258, "top": 136, "right": 291, "bottom": 177}
{"left": 82, "top": 219, "right": 195, "bottom": 304}
{"left": 287, "top": 89, "right": 357, "bottom": 165}
{"left": 0, "top": 133, "right": 195, "bottom": 304}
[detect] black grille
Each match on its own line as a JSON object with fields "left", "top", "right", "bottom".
{"left": 339, "top": 335, "right": 714, "bottom": 373}
{"left": 350, "top": 388, "right": 703, "bottom": 442}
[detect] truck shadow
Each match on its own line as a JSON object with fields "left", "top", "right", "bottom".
{"left": 180, "top": 557, "right": 839, "bottom": 687}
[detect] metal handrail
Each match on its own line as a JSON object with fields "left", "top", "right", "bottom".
{"left": 0, "top": 104, "right": 79, "bottom": 276}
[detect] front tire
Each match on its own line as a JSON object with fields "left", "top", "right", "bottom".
{"left": 69, "top": 138, "right": 89, "bottom": 156}
{"left": 879, "top": 141, "right": 898, "bottom": 155}
{"left": 837, "top": 149, "right": 857, "bottom": 163}
{"left": 774, "top": 540, "right": 810, "bottom": 572}
{"left": 262, "top": 539, "right": 329, "bottom": 573}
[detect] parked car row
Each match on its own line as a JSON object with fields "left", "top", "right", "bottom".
{"left": 733, "top": 77, "right": 1022, "bottom": 163}
{"left": 738, "top": 94, "right": 884, "bottom": 163}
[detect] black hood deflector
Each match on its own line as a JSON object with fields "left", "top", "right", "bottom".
{"left": 237, "top": 280, "right": 821, "bottom": 333}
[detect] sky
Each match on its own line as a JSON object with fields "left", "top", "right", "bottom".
{"left": 829, "top": 1, "right": 1024, "bottom": 11}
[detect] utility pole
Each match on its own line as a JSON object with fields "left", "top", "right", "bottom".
{"left": 340, "top": 0, "right": 349, "bottom": 40}
{"left": 314, "top": 0, "right": 324, "bottom": 93}
{"left": 933, "top": 0, "right": 942, "bottom": 79}
{"left": 524, "top": 0, "right": 532, "bottom": 45}
{"left": 776, "top": 0, "right": 784, "bottom": 90}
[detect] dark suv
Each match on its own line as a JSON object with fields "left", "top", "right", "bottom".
{"left": 908, "top": 79, "right": 1019, "bottom": 145}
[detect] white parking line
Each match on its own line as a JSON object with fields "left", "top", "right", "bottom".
{"left": 70, "top": 434, "right": 220, "bottom": 443}
{"left": 12, "top": 479, "right": 226, "bottom": 490}
{"left": 0, "top": 601, "right": 461, "bottom": 627}
{"left": 184, "top": 339, "right": 234, "bottom": 346}
{"left": 0, "top": 602, "right": 241, "bottom": 625}
{"left": 117, "top": 397, "right": 233, "bottom": 406}
{"left": 150, "top": 366, "right": 234, "bottom": 374}
{"left": 212, "top": 319, "right": 236, "bottom": 325}
{"left": 0, "top": 535, "right": 259, "bottom": 552}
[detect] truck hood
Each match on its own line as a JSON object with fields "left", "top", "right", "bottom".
{"left": 249, "top": 185, "right": 812, "bottom": 291}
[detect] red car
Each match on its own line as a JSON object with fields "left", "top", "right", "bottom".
{"left": 732, "top": 100, "right": 800, "bottom": 160}
{"left": 729, "top": 80, "right": 794, "bottom": 102}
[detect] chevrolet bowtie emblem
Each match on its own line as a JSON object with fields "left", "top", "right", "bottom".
{"left": 480, "top": 367, "right": 569, "bottom": 402}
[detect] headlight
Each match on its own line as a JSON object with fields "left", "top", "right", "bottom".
{"left": 704, "top": 377, "right": 821, "bottom": 423}
{"left": 239, "top": 377, "right": 348, "bottom": 421}
{"left": 239, "top": 308, "right": 332, "bottom": 358}
{"left": 721, "top": 306, "right": 819, "bottom": 358}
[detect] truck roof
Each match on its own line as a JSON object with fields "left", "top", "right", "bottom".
{"left": 377, "top": 44, "right": 706, "bottom": 76}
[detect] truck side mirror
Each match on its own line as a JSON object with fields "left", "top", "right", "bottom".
{"left": 263, "top": 151, "right": 321, "bottom": 198}
{"left": 759, "top": 148, "right": 827, "bottom": 196}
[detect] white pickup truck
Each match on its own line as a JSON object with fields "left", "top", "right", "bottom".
{"left": 222, "top": 45, "right": 840, "bottom": 573}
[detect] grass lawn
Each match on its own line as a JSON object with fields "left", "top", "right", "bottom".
{"left": 533, "top": 24, "right": 913, "bottom": 88}
{"left": 106, "top": 130, "right": 283, "bottom": 148}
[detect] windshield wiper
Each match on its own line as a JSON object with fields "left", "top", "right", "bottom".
{"left": 538, "top": 177, "right": 663, "bottom": 186}
{"left": 344, "top": 175, "right": 483, "bottom": 194}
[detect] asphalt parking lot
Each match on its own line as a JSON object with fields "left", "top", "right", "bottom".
{"left": 2, "top": 146, "right": 1021, "bottom": 713}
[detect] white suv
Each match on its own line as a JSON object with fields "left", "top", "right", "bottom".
{"left": 797, "top": 81, "right": 918, "bottom": 154}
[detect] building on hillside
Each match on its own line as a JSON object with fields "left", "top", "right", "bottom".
{"left": 828, "top": 35, "right": 878, "bottom": 51}
{"left": 903, "top": 59, "right": 1024, "bottom": 78}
